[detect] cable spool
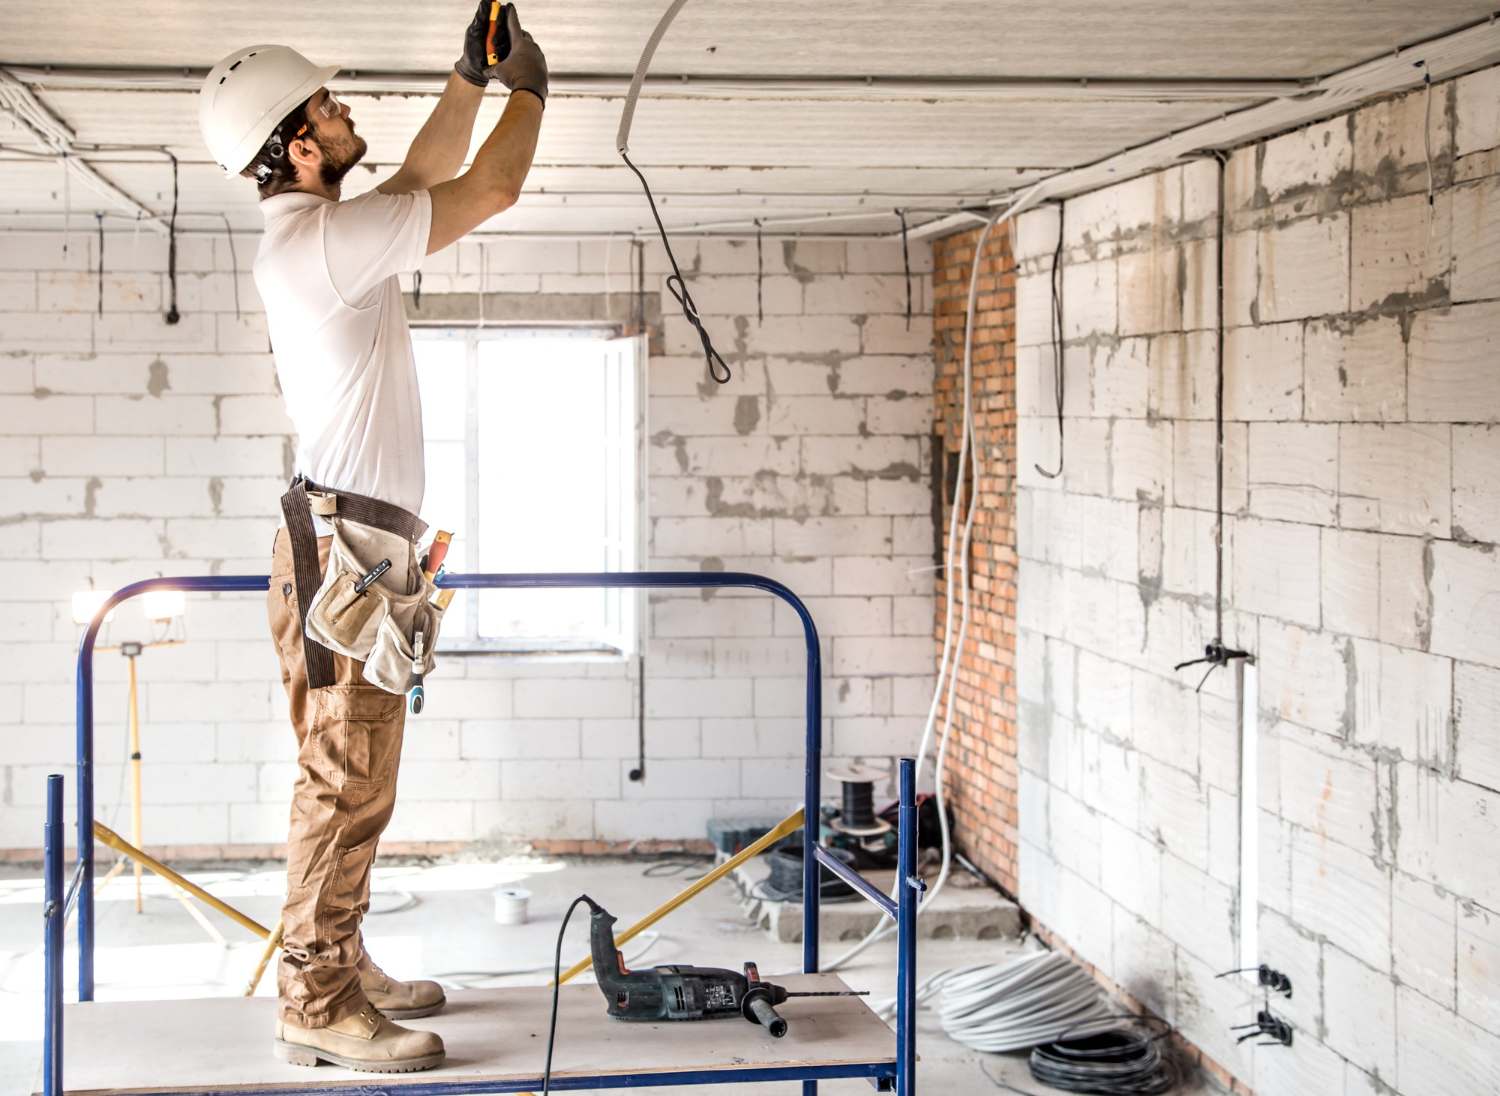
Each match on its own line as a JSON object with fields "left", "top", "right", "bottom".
{"left": 826, "top": 765, "right": 892, "bottom": 838}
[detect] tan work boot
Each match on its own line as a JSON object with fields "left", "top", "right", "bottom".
{"left": 358, "top": 952, "right": 447, "bottom": 1020}
{"left": 274, "top": 1003, "right": 445, "bottom": 1072}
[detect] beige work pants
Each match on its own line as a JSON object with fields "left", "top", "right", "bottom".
{"left": 267, "top": 528, "right": 406, "bottom": 1028}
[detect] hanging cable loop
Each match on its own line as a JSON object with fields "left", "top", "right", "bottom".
{"left": 618, "top": 0, "right": 730, "bottom": 384}
{"left": 621, "top": 148, "right": 730, "bottom": 383}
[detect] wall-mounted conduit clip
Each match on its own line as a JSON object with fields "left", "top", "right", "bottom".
{"left": 1216, "top": 964, "right": 1292, "bottom": 998}
{"left": 1231, "top": 1009, "right": 1294, "bottom": 1048}
{"left": 1174, "top": 641, "right": 1251, "bottom": 693}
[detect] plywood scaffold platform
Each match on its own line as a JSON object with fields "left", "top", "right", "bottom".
{"left": 39, "top": 975, "right": 897, "bottom": 1095}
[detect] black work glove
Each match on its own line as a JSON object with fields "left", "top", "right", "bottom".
{"left": 454, "top": 2, "right": 549, "bottom": 105}
{"left": 455, "top": 0, "right": 498, "bottom": 87}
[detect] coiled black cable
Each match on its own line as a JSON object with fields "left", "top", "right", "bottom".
{"left": 1028, "top": 1017, "right": 1176, "bottom": 1094}
{"left": 752, "top": 846, "right": 858, "bottom": 903}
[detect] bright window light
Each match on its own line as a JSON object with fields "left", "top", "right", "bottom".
{"left": 143, "top": 590, "right": 186, "bottom": 622}
{"left": 412, "top": 327, "right": 643, "bottom": 655}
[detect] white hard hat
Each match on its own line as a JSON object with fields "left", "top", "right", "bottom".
{"left": 199, "top": 45, "right": 339, "bottom": 176}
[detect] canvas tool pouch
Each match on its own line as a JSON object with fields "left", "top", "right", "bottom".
{"left": 280, "top": 476, "right": 444, "bottom": 693}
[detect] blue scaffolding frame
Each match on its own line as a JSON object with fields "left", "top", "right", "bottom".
{"left": 41, "top": 570, "right": 922, "bottom": 1096}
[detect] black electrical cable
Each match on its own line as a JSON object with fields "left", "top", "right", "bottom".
{"left": 755, "top": 218, "right": 765, "bottom": 325}
{"left": 628, "top": 652, "right": 646, "bottom": 782}
{"left": 217, "top": 213, "right": 241, "bottom": 320}
{"left": 541, "top": 894, "right": 599, "bottom": 1094}
{"left": 1035, "top": 201, "right": 1065, "bottom": 478}
{"left": 1173, "top": 151, "right": 1249, "bottom": 692}
{"left": 632, "top": 238, "right": 646, "bottom": 333}
{"left": 898, "top": 208, "right": 912, "bottom": 330}
{"left": 1211, "top": 155, "right": 1225, "bottom": 646}
{"left": 163, "top": 150, "right": 181, "bottom": 325}
{"left": 1028, "top": 1015, "right": 1176, "bottom": 1094}
{"left": 620, "top": 148, "right": 729, "bottom": 384}
{"left": 94, "top": 213, "right": 104, "bottom": 315}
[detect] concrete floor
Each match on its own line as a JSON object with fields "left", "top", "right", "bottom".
{"left": 0, "top": 856, "right": 1210, "bottom": 1095}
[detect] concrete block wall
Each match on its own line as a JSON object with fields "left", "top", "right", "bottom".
{"left": 0, "top": 227, "right": 935, "bottom": 855}
{"left": 1013, "top": 66, "right": 1500, "bottom": 1094}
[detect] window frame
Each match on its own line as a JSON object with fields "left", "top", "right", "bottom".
{"left": 409, "top": 323, "right": 646, "bottom": 658}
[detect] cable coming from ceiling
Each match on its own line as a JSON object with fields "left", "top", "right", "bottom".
{"left": 1174, "top": 151, "right": 1248, "bottom": 691}
{"left": 825, "top": 181, "right": 1047, "bottom": 975}
{"left": 1034, "top": 203, "right": 1065, "bottom": 478}
{"left": 617, "top": 0, "right": 729, "bottom": 384}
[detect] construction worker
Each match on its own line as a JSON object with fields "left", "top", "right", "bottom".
{"left": 197, "top": 2, "right": 547, "bottom": 1074}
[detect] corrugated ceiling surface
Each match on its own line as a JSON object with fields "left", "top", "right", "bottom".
{"left": 4, "top": 0, "right": 1495, "bottom": 78}
{"left": 1, "top": 0, "right": 1494, "bottom": 234}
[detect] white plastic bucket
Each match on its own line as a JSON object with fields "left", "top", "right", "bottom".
{"left": 493, "top": 886, "right": 530, "bottom": 925}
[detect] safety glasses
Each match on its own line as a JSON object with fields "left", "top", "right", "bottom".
{"left": 312, "top": 90, "right": 344, "bottom": 121}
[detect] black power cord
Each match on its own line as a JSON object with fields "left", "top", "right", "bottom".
{"left": 1174, "top": 151, "right": 1251, "bottom": 693}
{"left": 1035, "top": 201, "right": 1066, "bottom": 478}
{"left": 541, "top": 894, "right": 602, "bottom": 1094}
{"left": 163, "top": 150, "right": 181, "bottom": 325}
{"left": 620, "top": 148, "right": 730, "bottom": 384}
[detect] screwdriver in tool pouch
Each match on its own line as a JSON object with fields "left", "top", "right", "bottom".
{"left": 407, "top": 631, "right": 426, "bottom": 715}
{"left": 354, "top": 558, "right": 391, "bottom": 595}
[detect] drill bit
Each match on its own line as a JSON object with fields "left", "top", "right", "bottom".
{"left": 782, "top": 990, "right": 870, "bottom": 998}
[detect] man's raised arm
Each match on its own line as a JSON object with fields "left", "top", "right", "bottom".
{"left": 425, "top": 5, "right": 547, "bottom": 252}
{"left": 378, "top": 72, "right": 484, "bottom": 195}
{"left": 380, "top": 2, "right": 544, "bottom": 197}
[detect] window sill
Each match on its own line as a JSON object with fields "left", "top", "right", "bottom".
{"left": 437, "top": 644, "right": 631, "bottom": 665}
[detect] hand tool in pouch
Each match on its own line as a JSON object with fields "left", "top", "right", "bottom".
{"left": 585, "top": 898, "right": 866, "bottom": 1037}
{"left": 425, "top": 530, "right": 457, "bottom": 611}
{"left": 354, "top": 558, "right": 392, "bottom": 595}
{"left": 421, "top": 530, "right": 453, "bottom": 583}
{"left": 407, "top": 631, "right": 426, "bottom": 714}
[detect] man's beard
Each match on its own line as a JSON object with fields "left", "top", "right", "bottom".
{"left": 317, "top": 132, "right": 368, "bottom": 188}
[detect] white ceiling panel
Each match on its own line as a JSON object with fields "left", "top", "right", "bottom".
{"left": 1, "top": 1, "right": 1494, "bottom": 236}
{"left": 33, "top": 88, "right": 1245, "bottom": 169}
{"left": 2, "top": 1, "right": 1494, "bottom": 79}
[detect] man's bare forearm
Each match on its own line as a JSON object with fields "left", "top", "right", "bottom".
{"left": 402, "top": 73, "right": 485, "bottom": 187}
{"left": 471, "top": 91, "right": 544, "bottom": 202}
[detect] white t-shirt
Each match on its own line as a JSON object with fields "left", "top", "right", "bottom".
{"left": 254, "top": 188, "right": 433, "bottom": 518}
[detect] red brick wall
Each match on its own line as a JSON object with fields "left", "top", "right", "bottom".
{"left": 930, "top": 225, "right": 1019, "bottom": 893}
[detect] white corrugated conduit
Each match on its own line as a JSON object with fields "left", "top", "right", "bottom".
{"left": 824, "top": 180, "right": 1046, "bottom": 975}
{"left": 871, "top": 950, "right": 1114, "bottom": 1052}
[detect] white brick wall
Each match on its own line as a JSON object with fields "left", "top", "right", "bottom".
{"left": 1014, "top": 68, "right": 1500, "bottom": 1094}
{"left": 0, "top": 233, "right": 934, "bottom": 850}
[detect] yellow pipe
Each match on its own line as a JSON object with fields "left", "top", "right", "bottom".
{"left": 126, "top": 653, "right": 144, "bottom": 913}
{"left": 552, "top": 807, "right": 804, "bottom": 986}
{"left": 92, "top": 821, "right": 272, "bottom": 939}
{"left": 245, "top": 919, "right": 284, "bottom": 997}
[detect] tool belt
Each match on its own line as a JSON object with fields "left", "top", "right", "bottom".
{"left": 280, "top": 476, "right": 446, "bottom": 693}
